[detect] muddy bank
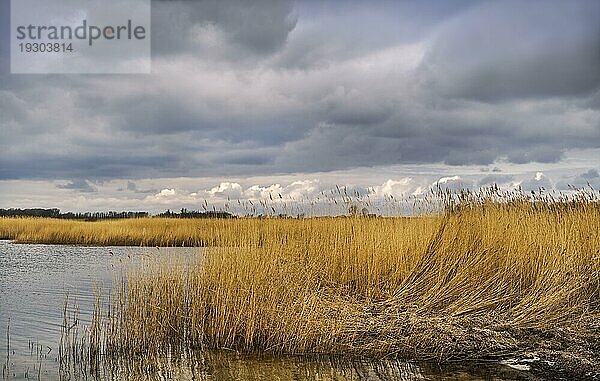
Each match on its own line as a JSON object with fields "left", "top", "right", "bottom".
{"left": 337, "top": 305, "right": 600, "bottom": 380}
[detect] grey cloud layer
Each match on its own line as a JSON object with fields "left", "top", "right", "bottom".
{"left": 423, "top": 0, "right": 600, "bottom": 101}
{"left": 1, "top": 0, "right": 599, "bottom": 182}
{"left": 152, "top": 0, "right": 296, "bottom": 58}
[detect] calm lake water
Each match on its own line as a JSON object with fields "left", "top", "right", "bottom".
{"left": 0, "top": 240, "right": 535, "bottom": 380}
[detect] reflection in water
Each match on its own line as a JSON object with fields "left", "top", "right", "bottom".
{"left": 65, "top": 351, "right": 426, "bottom": 381}
{"left": 55, "top": 350, "right": 531, "bottom": 381}
{"left": 0, "top": 241, "right": 530, "bottom": 380}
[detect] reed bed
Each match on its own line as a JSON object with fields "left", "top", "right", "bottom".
{"left": 3, "top": 188, "right": 600, "bottom": 375}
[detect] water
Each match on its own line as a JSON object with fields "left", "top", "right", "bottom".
{"left": 0, "top": 240, "right": 534, "bottom": 380}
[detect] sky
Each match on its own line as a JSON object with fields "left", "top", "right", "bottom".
{"left": 0, "top": 0, "right": 599, "bottom": 213}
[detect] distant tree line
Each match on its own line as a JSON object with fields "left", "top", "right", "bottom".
{"left": 0, "top": 208, "right": 149, "bottom": 219}
{"left": 0, "top": 208, "right": 234, "bottom": 220}
{"left": 60, "top": 211, "right": 150, "bottom": 220}
{"left": 155, "top": 208, "right": 234, "bottom": 219}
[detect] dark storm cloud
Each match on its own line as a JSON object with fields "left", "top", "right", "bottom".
{"left": 0, "top": 151, "right": 183, "bottom": 180}
{"left": 57, "top": 179, "right": 97, "bottom": 193}
{"left": 275, "top": 0, "right": 480, "bottom": 70}
{"left": 151, "top": 0, "right": 296, "bottom": 59}
{"left": 1, "top": 0, "right": 599, "bottom": 185}
{"left": 421, "top": 0, "right": 600, "bottom": 101}
{"left": 125, "top": 181, "right": 157, "bottom": 194}
{"left": 507, "top": 148, "right": 564, "bottom": 165}
{"left": 222, "top": 152, "right": 272, "bottom": 166}
{"left": 115, "top": 94, "right": 209, "bottom": 135}
{"left": 95, "top": 89, "right": 311, "bottom": 144}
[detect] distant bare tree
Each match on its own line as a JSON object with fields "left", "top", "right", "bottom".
{"left": 347, "top": 204, "right": 360, "bottom": 217}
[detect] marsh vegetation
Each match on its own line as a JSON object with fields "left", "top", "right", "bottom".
{"left": 1, "top": 188, "right": 599, "bottom": 378}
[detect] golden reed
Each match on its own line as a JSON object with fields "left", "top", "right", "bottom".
{"left": 1, "top": 188, "right": 599, "bottom": 369}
